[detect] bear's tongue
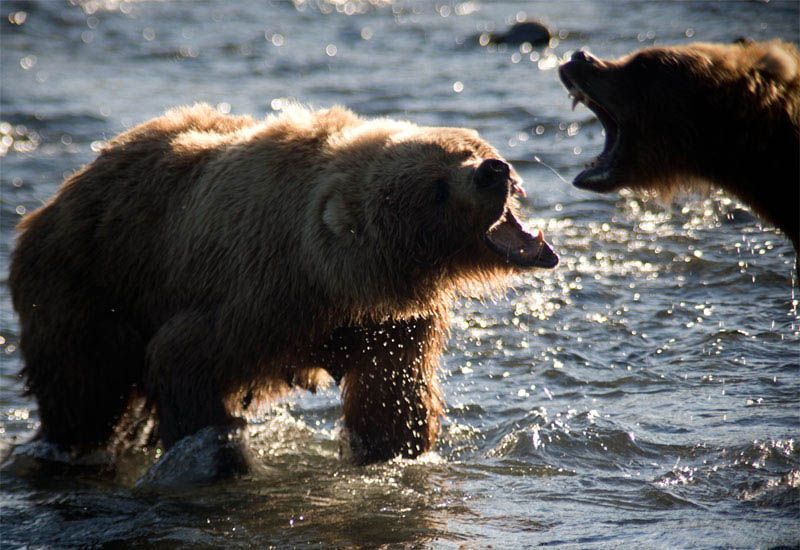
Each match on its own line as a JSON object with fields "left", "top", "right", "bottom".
{"left": 484, "top": 212, "right": 559, "bottom": 268}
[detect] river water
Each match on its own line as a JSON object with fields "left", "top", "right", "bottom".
{"left": 1, "top": 0, "right": 798, "bottom": 547}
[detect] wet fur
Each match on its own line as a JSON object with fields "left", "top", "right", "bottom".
{"left": 9, "top": 104, "right": 521, "bottom": 464}
{"left": 633, "top": 42, "right": 798, "bottom": 243}
{"left": 571, "top": 40, "right": 799, "bottom": 252}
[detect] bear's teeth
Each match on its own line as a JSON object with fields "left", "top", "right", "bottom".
{"left": 570, "top": 91, "right": 586, "bottom": 111}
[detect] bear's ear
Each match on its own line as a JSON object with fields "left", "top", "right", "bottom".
{"left": 322, "top": 191, "right": 359, "bottom": 240}
{"left": 754, "top": 45, "right": 798, "bottom": 82}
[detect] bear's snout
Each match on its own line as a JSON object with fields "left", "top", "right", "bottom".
{"left": 474, "top": 159, "right": 511, "bottom": 192}
{"left": 570, "top": 50, "right": 598, "bottom": 65}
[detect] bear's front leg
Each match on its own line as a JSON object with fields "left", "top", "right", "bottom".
{"left": 337, "top": 314, "right": 447, "bottom": 464}
{"left": 144, "top": 312, "right": 254, "bottom": 482}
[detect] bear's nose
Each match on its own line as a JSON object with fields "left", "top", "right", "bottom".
{"left": 475, "top": 159, "right": 510, "bottom": 190}
{"left": 570, "top": 50, "right": 596, "bottom": 64}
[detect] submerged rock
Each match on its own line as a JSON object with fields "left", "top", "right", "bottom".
{"left": 477, "top": 20, "right": 552, "bottom": 47}
{"left": 135, "top": 426, "right": 262, "bottom": 489}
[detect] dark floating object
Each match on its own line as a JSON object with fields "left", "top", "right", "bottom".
{"left": 479, "top": 20, "right": 552, "bottom": 47}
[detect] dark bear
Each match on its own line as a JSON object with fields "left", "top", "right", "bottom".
{"left": 558, "top": 40, "right": 799, "bottom": 254}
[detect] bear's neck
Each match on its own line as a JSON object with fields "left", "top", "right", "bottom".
{"left": 694, "top": 97, "right": 799, "bottom": 253}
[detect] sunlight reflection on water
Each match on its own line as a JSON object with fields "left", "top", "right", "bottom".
{"left": 1, "top": 0, "right": 799, "bottom": 547}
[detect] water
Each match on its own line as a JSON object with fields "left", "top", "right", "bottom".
{"left": 1, "top": 0, "right": 798, "bottom": 547}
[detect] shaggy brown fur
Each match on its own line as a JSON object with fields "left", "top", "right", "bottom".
{"left": 10, "top": 103, "right": 557, "bottom": 466}
{"left": 559, "top": 40, "right": 800, "bottom": 254}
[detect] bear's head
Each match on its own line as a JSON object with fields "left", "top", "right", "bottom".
{"left": 557, "top": 40, "right": 799, "bottom": 194}
{"left": 308, "top": 116, "right": 558, "bottom": 317}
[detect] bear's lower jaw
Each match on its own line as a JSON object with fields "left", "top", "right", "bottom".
{"left": 571, "top": 99, "right": 621, "bottom": 192}
{"left": 573, "top": 164, "right": 620, "bottom": 193}
{"left": 483, "top": 211, "right": 559, "bottom": 268}
{"left": 560, "top": 69, "right": 622, "bottom": 194}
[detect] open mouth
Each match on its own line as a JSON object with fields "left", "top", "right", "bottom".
{"left": 559, "top": 70, "right": 621, "bottom": 192}
{"left": 483, "top": 210, "right": 559, "bottom": 269}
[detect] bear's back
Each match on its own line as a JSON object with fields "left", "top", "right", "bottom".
{"left": 11, "top": 105, "right": 259, "bottom": 329}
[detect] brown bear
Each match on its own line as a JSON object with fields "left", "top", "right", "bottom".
{"left": 9, "top": 103, "right": 558, "bottom": 469}
{"left": 558, "top": 39, "right": 799, "bottom": 255}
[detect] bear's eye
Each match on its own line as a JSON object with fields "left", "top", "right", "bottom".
{"left": 434, "top": 178, "right": 449, "bottom": 204}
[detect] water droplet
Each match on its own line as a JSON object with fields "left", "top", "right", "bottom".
{"left": 271, "top": 33, "right": 285, "bottom": 47}
{"left": 20, "top": 55, "right": 37, "bottom": 70}
{"left": 8, "top": 11, "right": 27, "bottom": 25}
